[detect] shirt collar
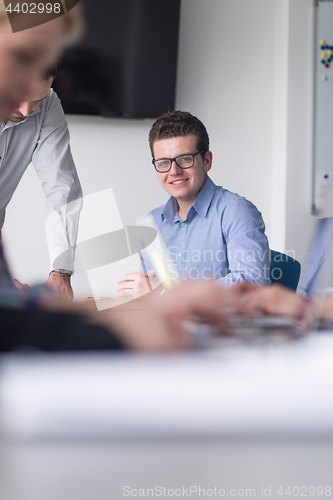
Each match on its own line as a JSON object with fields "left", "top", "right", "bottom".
{"left": 192, "top": 175, "right": 216, "bottom": 217}
{"left": 162, "top": 196, "right": 179, "bottom": 222}
{"left": 161, "top": 175, "right": 217, "bottom": 223}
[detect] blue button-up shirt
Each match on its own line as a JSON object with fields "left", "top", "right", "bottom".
{"left": 147, "top": 176, "right": 270, "bottom": 287}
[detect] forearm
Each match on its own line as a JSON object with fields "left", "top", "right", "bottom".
{"left": 222, "top": 200, "right": 270, "bottom": 287}
{"left": 43, "top": 293, "right": 190, "bottom": 351}
{"left": 45, "top": 192, "right": 82, "bottom": 273}
{"left": 33, "top": 94, "right": 82, "bottom": 272}
{"left": 216, "top": 268, "right": 269, "bottom": 288}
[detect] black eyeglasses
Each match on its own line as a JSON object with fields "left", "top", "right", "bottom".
{"left": 152, "top": 150, "right": 206, "bottom": 173}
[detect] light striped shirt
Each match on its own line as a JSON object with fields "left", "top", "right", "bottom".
{"left": 0, "top": 88, "right": 82, "bottom": 272}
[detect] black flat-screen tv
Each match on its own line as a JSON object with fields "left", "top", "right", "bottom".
{"left": 52, "top": 0, "right": 181, "bottom": 118}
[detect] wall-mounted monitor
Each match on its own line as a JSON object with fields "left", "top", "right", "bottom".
{"left": 53, "top": 0, "right": 181, "bottom": 118}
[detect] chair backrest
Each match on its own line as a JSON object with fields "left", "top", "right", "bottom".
{"left": 270, "top": 250, "right": 301, "bottom": 291}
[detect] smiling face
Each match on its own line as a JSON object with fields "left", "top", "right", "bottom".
{"left": 153, "top": 134, "right": 212, "bottom": 210}
{"left": 0, "top": 15, "right": 65, "bottom": 123}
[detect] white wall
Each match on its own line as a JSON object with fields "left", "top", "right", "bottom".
{"left": 2, "top": 0, "right": 316, "bottom": 297}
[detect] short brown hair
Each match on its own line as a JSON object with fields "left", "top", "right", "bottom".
{"left": 148, "top": 111, "right": 210, "bottom": 158}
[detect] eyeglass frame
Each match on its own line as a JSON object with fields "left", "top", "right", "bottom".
{"left": 152, "top": 150, "right": 207, "bottom": 173}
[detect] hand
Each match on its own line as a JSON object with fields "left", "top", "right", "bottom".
{"left": 235, "top": 283, "right": 309, "bottom": 326}
{"left": 44, "top": 271, "right": 74, "bottom": 302}
{"left": 116, "top": 270, "right": 160, "bottom": 298}
{"left": 35, "top": 294, "right": 188, "bottom": 351}
{"left": 41, "top": 282, "right": 249, "bottom": 351}
{"left": 95, "top": 282, "right": 237, "bottom": 350}
{"left": 12, "top": 279, "right": 30, "bottom": 291}
{"left": 149, "top": 281, "right": 248, "bottom": 334}
{"left": 97, "top": 301, "right": 190, "bottom": 351}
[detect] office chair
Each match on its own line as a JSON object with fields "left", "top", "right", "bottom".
{"left": 270, "top": 250, "right": 301, "bottom": 291}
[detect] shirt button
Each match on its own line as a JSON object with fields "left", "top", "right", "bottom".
{"left": 178, "top": 253, "right": 181, "bottom": 257}
{"left": 181, "top": 223, "right": 185, "bottom": 227}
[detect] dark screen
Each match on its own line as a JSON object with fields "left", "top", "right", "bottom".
{"left": 53, "top": 0, "right": 181, "bottom": 118}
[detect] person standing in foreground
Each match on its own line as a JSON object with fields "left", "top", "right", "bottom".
{"left": 0, "top": 65, "right": 82, "bottom": 301}
{"left": 117, "top": 111, "right": 270, "bottom": 298}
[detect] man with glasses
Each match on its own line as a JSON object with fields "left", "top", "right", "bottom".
{"left": 117, "top": 111, "right": 270, "bottom": 297}
{"left": 0, "top": 67, "right": 82, "bottom": 301}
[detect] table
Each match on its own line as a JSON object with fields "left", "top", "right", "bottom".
{"left": 0, "top": 332, "right": 332, "bottom": 499}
